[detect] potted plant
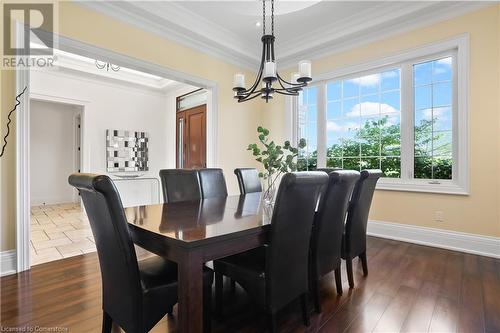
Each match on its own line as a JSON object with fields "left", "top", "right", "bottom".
{"left": 247, "top": 126, "right": 306, "bottom": 204}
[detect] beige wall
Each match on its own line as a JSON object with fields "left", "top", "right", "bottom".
{"left": 264, "top": 5, "right": 500, "bottom": 238}
{"left": 0, "top": 2, "right": 263, "bottom": 251}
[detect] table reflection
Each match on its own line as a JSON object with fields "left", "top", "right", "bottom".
{"left": 126, "top": 195, "right": 272, "bottom": 244}
{"left": 234, "top": 193, "right": 262, "bottom": 218}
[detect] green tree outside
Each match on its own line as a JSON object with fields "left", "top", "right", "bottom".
{"left": 298, "top": 116, "right": 452, "bottom": 180}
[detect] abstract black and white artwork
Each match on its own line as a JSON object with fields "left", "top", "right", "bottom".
{"left": 106, "top": 129, "right": 149, "bottom": 172}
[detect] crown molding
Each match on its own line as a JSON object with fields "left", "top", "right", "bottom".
{"left": 78, "top": 1, "right": 492, "bottom": 72}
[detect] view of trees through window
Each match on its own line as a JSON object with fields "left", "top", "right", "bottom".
{"left": 297, "top": 56, "right": 453, "bottom": 180}
{"left": 413, "top": 57, "right": 453, "bottom": 179}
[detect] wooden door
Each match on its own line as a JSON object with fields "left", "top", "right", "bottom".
{"left": 176, "top": 104, "right": 206, "bottom": 169}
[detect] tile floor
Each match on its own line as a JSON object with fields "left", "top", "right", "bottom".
{"left": 30, "top": 202, "right": 96, "bottom": 265}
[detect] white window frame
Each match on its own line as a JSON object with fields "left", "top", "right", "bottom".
{"left": 292, "top": 34, "right": 469, "bottom": 195}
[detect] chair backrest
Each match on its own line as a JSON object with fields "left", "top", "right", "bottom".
{"left": 266, "top": 171, "right": 328, "bottom": 312}
{"left": 234, "top": 168, "right": 262, "bottom": 194}
{"left": 198, "top": 168, "right": 228, "bottom": 198}
{"left": 344, "top": 169, "right": 382, "bottom": 258}
{"left": 68, "top": 173, "right": 142, "bottom": 331}
{"left": 312, "top": 170, "right": 360, "bottom": 277}
{"left": 159, "top": 169, "right": 202, "bottom": 203}
{"left": 316, "top": 167, "right": 343, "bottom": 173}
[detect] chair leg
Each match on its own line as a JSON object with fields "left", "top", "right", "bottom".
{"left": 204, "top": 285, "right": 212, "bottom": 333}
{"left": 311, "top": 275, "right": 321, "bottom": 313}
{"left": 102, "top": 311, "right": 112, "bottom": 333}
{"left": 267, "top": 313, "right": 277, "bottom": 333}
{"left": 334, "top": 268, "right": 343, "bottom": 295}
{"left": 346, "top": 259, "right": 355, "bottom": 288}
{"left": 300, "top": 294, "right": 310, "bottom": 327}
{"left": 215, "top": 272, "right": 223, "bottom": 317}
{"left": 359, "top": 252, "right": 368, "bottom": 276}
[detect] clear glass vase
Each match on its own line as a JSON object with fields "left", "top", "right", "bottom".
{"left": 263, "top": 176, "right": 276, "bottom": 205}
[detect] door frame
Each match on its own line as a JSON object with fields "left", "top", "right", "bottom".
{"left": 176, "top": 104, "right": 207, "bottom": 169}
{"left": 15, "top": 30, "right": 219, "bottom": 272}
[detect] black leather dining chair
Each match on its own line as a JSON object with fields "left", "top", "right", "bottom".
{"left": 159, "top": 169, "right": 202, "bottom": 203}
{"left": 198, "top": 168, "right": 228, "bottom": 198}
{"left": 214, "top": 172, "right": 328, "bottom": 332}
{"left": 342, "top": 169, "right": 382, "bottom": 288}
{"left": 68, "top": 173, "right": 214, "bottom": 333}
{"left": 310, "top": 170, "right": 359, "bottom": 312}
{"left": 234, "top": 168, "right": 262, "bottom": 194}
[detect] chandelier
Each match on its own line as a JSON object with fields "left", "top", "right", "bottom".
{"left": 233, "top": 0, "right": 312, "bottom": 103}
{"left": 95, "top": 60, "right": 120, "bottom": 72}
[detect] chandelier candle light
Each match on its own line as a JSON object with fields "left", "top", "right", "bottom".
{"left": 233, "top": 0, "right": 312, "bottom": 103}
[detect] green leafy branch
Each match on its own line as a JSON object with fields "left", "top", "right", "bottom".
{"left": 247, "top": 126, "right": 306, "bottom": 192}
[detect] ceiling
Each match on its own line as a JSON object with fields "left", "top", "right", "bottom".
{"left": 81, "top": 1, "right": 490, "bottom": 70}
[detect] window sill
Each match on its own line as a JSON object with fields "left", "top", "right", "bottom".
{"left": 376, "top": 180, "right": 469, "bottom": 195}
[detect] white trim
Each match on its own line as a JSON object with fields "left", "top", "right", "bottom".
{"left": 316, "top": 84, "right": 327, "bottom": 168}
{"left": 295, "top": 35, "right": 469, "bottom": 195}
{"left": 368, "top": 220, "right": 500, "bottom": 259}
{"left": 0, "top": 250, "right": 17, "bottom": 276}
{"left": 16, "top": 31, "right": 219, "bottom": 273}
{"left": 16, "top": 22, "right": 31, "bottom": 273}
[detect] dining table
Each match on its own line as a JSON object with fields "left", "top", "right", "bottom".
{"left": 124, "top": 192, "right": 272, "bottom": 333}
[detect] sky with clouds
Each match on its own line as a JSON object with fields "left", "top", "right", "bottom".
{"left": 299, "top": 57, "right": 452, "bottom": 154}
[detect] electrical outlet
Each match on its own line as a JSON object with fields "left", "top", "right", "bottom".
{"left": 434, "top": 211, "right": 445, "bottom": 222}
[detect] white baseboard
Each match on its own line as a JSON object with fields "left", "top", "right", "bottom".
{"left": 368, "top": 220, "right": 500, "bottom": 259}
{"left": 1, "top": 250, "right": 17, "bottom": 276}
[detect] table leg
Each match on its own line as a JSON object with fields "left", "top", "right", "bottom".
{"left": 178, "top": 252, "right": 204, "bottom": 333}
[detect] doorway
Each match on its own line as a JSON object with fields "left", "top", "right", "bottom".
{"left": 176, "top": 89, "right": 208, "bottom": 169}
{"left": 29, "top": 99, "right": 92, "bottom": 265}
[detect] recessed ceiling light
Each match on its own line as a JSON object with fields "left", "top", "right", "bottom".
{"left": 255, "top": 21, "right": 261, "bottom": 27}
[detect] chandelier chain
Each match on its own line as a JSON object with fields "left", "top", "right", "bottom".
{"left": 271, "top": 0, "right": 274, "bottom": 36}
{"left": 262, "top": 0, "right": 266, "bottom": 35}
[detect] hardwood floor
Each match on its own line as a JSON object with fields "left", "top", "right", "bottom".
{"left": 2, "top": 236, "right": 499, "bottom": 333}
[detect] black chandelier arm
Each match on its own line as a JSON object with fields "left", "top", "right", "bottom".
{"left": 275, "top": 90, "right": 300, "bottom": 96}
{"left": 95, "top": 60, "right": 105, "bottom": 70}
{"left": 238, "top": 89, "right": 261, "bottom": 99}
{"left": 237, "top": 91, "right": 263, "bottom": 103}
{"left": 274, "top": 87, "right": 302, "bottom": 93}
{"left": 276, "top": 73, "right": 305, "bottom": 87}
{"left": 275, "top": 76, "right": 306, "bottom": 94}
{"left": 237, "top": 87, "right": 263, "bottom": 98}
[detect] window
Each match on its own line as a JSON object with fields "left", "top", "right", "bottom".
{"left": 413, "top": 57, "right": 453, "bottom": 180}
{"left": 295, "top": 36, "right": 469, "bottom": 194}
{"left": 297, "top": 86, "right": 318, "bottom": 170}
{"left": 324, "top": 69, "right": 401, "bottom": 177}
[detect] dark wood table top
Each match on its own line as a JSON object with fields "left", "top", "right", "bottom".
{"left": 124, "top": 193, "right": 272, "bottom": 248}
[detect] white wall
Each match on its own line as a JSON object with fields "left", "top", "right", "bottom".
{"left": 30, "top": 69, "right": 186, "bottom": 181}
{"left": 30, "top": 100, "right": 80, "bottom": 205}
